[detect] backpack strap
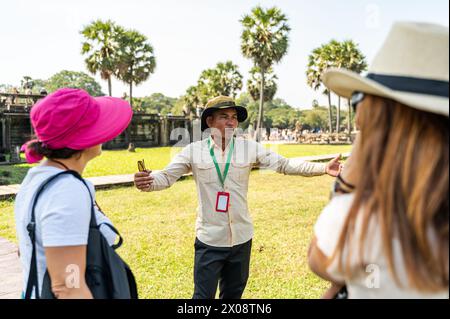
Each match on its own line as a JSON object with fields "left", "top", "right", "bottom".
{"left": 97, "top": 222, "right": 123, "bottom": 250}
{"left": 24, "top": 170, "right": 96, "bottom": 299}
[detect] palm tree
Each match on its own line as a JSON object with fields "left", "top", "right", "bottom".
{"left": 307, "top": 40, "right": 367, "bottom": 135}
{"left": 306, "top": 44, "right": 334, "bottom": 133}
{"left": 330, "top": 41, "right": 344, "bottom": 133}
{"left": 81, "top": 19, "right": 123, "bottom": 96}
{"left": 198, "top": 61, "right": 243, "bottom": 103}
{"left": 21, "top": 76, "right": 33, "bottom": 90}
{"left": 339, "top": 40, "right": 368, "bottom": 134}
{"left": 114, "top": 29, "right": 156, "bottom": 149}
{"left": 115, "top": 29, "right": 156, "bottom": 108}
{"left": 240, "top": 6, "right": 290, "bottom": 141}
{"left": 183, "top": 85, "right": 202, "bottom": 119}
{"left": 247, "top": 66, "right": 278, "bottom": 104}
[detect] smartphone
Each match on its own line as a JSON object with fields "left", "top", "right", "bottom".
{"left": 137, "top": 159, "right": 147, "bottom": 172}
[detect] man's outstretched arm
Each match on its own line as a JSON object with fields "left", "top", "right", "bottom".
{"left": 134, "top": 145, "right": 192, "bottom": 192}
{"left": 254, "top": 142, "right": 341, "bottom": 177}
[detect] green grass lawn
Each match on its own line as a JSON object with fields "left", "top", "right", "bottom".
{"left": 0, "top": 144, "right": 351, "bottom": 185}
{"left": 0, "top": 170, "right": 335, "bottom": 298}
{"left": 0, "top": 144, "right": 350, "bottom": 298}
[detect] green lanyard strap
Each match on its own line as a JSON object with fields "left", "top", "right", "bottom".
{"left": 207, "top": 137, "right": 235, "bottom": 189}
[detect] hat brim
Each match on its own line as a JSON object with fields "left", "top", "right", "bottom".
{"left": 68, "top": 96, "right": 133, "bottom": 149}
{"left": 323, "top": 68, "right": 449, "bottom": 117}
{"left": 201, "top": 105, "right": 248, "bottom": 131}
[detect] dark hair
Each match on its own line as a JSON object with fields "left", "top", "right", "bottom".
{"left": 28, "top": 140, "right": 81, "bottom": 159}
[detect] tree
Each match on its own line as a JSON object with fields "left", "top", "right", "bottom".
{"left": 300, "top": 107, "right": 329, "bottom": 131}
{"left": 197, "top": 61, "right": 243, "bottom": 104}
{"left": 21, "top": 76, "right": 34, "bottom": 90}
{"left": 139, "top": 93, "right": 177, "bottom": 115}
{"left": 331, "top": 40, "right": 367, "bottom": 133}
{"left": 247, "top": 67, "right": 277, "bottom": 103}
{"left": 0, "top": 84, "right": 13, "bottom": 93}
{"left": 81, "top": 19, "right": 123, "bottom": 96}
{"left": 171, "top": 97, "right": 188, "bottom": 116}
{"left": 306, "top": 42, "right": 336, "bottom": 133}
{"left": 237, "top": 93, "right": 299, "bottom": 131}
{"left": 311, "top": 99, "right": 321, "bottom": 110}
{"left": 181, "top": 62, "right": 242, "bottom": 118}
{"left": 338, "top": 40, "right": 367, "bottom": 133}
{"left": 46, "top": 70, "right": 104, "bottom": 96}
{"left": 307, "top": 40, "right": 367, "bottom": 134}
{"left": 32, "top": 79, "right": 49, "bottom": 94}
{"left": 114, "top": 29, "right": 156, "bottom": 149}
{"left": 115, "top": 29, "right": 156, "bottom": 109}
{"left": 182, "top": 85, "right": 202, "bottom": 118}
{"left": 240, "top": 6, "right": 290, "bottom": 141}
{"left": 263, "top": 98, "right": 300, "bottom": 129}
{"left": 266, "top": 107, "right": 301, "bottom": 129}
{"left": 236, "top": 92, "right": 259, "bottom": 130}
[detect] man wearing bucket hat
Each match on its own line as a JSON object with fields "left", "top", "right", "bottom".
{"left": 134, "top": 95, "right": 342, "bottom": 299}
{"left": 308, "top": 22, "right": 449, "bottom": 298}
{"left": 16, "top": 88, "right": 133, "bottom": 298}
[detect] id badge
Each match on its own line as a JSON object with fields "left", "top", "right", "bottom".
{"left": 215, "top": 192, "right": 230, "bottom": 213}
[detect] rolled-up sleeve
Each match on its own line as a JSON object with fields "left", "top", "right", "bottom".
{"left": 254, "top": 142, "right": 327, "bottom": 176}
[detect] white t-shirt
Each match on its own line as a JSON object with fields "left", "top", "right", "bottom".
{"left": 14, "top": 166, "right": 117, "bottom": 298}
{"left": 314, "top": 193, "right": 449, "bottom": 299}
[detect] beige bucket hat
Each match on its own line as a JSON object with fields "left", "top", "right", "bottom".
{"left": 201, "top": 96, "right": 248, "bottom": 131}
{"left": 322, "top": 22, "right": 449, "bottom": 117}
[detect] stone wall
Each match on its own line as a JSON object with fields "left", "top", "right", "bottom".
{"left": 0, "top": 111, "right": 192, "bottom": 159}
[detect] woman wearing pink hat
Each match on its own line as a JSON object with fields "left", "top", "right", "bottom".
{"left": 15, "top": 88, "right": 133, "bottom": 298}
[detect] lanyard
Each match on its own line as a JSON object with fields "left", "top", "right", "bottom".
{"left": 207, "top": 137, "right": 235, "bottom": 189}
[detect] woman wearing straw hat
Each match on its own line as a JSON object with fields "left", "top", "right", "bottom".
{"left": 15, "top": 88, "right": 133, "bottom": 298}
{"left": 308, "top": 22, "right": 449, "bottom": 298}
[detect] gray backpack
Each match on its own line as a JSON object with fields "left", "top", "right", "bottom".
{"left": 25, "top": 170, "right": 138, "bottom": 299}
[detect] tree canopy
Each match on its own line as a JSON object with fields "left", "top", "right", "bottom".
{"left": 45, "top": 70, "right": 104, "bottom": 96}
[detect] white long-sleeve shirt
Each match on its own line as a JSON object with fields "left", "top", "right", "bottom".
{"left": 149, "top": 137, "right": 327, "bottom": 247}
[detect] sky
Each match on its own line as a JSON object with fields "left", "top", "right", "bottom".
{"left": 0, "top": 0, "right": 448, "bottom": 109}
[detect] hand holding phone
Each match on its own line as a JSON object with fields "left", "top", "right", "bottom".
{"left": 137, "top": 159, "right": 147, "bottom": 172}
{"left": 135, "top": 159, "right": 153, "bottom": 191}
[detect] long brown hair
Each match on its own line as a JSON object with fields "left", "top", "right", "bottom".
{"left": 330, "top": 95, "right": 449, "bottom": 292}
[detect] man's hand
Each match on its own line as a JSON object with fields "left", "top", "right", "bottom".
{"left": 325, "top": 154, "right": 343, "bottom": 177}
{"left": 134, "top": 170, "right": 154, "bottom": 192}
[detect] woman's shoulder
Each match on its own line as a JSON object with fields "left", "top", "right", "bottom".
{"left": 324, "top": 193, "right": 355, "bottom": 215}
{"left": 47, "top": 172, "right": 94, "bottom": 199}
{"left": 313, "top": 194, "right": 356, "bottom": 259}
{"left": 22, "top": 166, "right": 94, "bottom": 202}
{"left": 314, "top": 194, "right": 356, "bottom": 241}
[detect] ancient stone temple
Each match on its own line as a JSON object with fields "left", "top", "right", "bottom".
{"left": 0, "top": 93, "right": 192, "bottom": 163}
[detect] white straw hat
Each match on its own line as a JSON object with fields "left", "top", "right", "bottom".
{"left": 323, "top": 22, "right": 449, "bottom": 117}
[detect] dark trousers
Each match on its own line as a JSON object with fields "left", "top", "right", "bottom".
{"left": 193, "top": 238, "right": 252, "bottom": 299}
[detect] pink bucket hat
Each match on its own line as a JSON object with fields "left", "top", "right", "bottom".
{"left": 21, "top": 88, "right": 133, "bottom": 163}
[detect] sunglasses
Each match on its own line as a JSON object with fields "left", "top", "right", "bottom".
{"left": 350, "top": 92, "right": 365, "bottom": 112}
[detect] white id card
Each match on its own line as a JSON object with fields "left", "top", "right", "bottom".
{"left": 215, "top": 192, "right": 230, "bottom": 213}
